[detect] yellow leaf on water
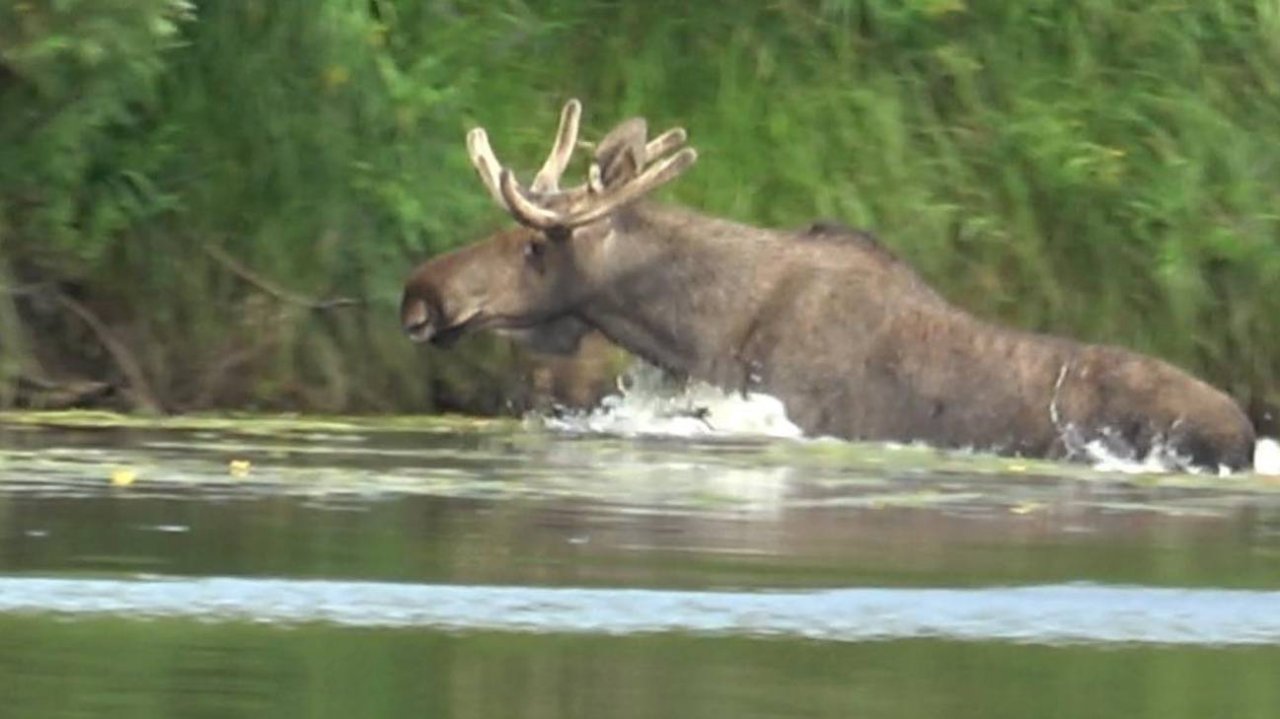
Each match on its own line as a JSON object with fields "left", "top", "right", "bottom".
{"left": 110, "top": 469, "right": 137, "bottom": 487}
{"left": 229, "top": 460, "right": 252, "bottom": 478}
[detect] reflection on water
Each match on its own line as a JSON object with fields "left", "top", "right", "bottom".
{"left": 3, "top": 617, "right": 1277, "bottom": 719}
{"left": 2, "top": 415, "right": 1280, "bottom": 718}
{"left": 4, "top": 577, "right": 1280, "bottom": 645}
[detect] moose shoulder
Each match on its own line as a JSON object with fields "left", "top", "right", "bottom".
{"left": 401, "top": 100, "right": 1255, "bottom": 471}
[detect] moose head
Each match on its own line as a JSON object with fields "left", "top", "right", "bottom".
{"left": 400, "top": 99, "right": 697, "bottom": 355}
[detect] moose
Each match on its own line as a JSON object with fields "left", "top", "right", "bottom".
{"left": 401, "top": 100, "right": 1256, "bottom": 471}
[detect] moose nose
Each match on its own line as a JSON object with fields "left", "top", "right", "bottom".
{"left": 404, "top": 318, "right": 433, "bottom": 342}
{"left": 402, "top": 300, "right": 433, "bottom": 342}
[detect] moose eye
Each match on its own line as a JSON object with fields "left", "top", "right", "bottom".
{"left": 522, "top": 239, "right": 547, "bottom": 270}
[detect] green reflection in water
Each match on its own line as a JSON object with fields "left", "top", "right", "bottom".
{"left": 3, "top": 492, "right": 1280, "bottom": 590}
{"left": 1, "top": 618, "right": 1277, "bottom": 719}
{"left": 2, "top": 413, "right": 1280, "bottom": 718}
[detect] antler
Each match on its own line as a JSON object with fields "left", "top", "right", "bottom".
{"left": 466, "top": 99, "right": 581, "bottom": 204}
{"left": 530, "top": 98, "right": 581, "bottom": 194}
{"left": 465, "top": 99, "right": 698, "bottom": 231}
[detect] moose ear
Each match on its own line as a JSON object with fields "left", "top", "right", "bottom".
{"left": 593, "top": 118, "right": 648, "bottom": 188}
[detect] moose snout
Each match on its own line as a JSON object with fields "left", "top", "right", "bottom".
{"left": 404, "top": 318, "right": 433, "bottom": 343}
{"left": 401, "top": 297, "right": 434, "bottom": 342}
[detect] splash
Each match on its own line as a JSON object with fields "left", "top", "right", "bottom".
{"left": 1255, "top": 437, "right": 1280, "bottom": 475}
{"left": 1079, "top": 438, "right": 1214, "bottom": 476}
{"left": 1077, "top": 435, "right": 1280, "bottom": 476}
{"left": 534, "top": 363, "right": 1280, "bottom": 476}
{"left": 532, "top": 363, "right": 803, "bottom": 439}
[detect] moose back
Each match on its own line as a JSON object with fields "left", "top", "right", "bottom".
{"left": 401, "top": 100, "right": 1255, "bottom": 471}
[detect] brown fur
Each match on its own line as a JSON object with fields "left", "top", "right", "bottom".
{"left": 402, "top": 110, "right": 1255, "bottom": 472}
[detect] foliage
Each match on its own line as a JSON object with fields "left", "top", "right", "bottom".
{"left": 0, "top": 0, "right": 193, "bottom": 265}
{"left": 0, "top": 0, "right": 1277, "bottom": 413}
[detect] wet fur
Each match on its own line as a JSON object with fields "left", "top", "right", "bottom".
{"left": 404, "top": 200, "right": 1255, "bottom": 471}
{"left": 404, "top": 125, "right": 1255, "bottom": 472}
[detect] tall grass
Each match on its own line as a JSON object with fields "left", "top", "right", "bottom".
{"left": 1, "top": 0, "right": 1278, "bottom": 413}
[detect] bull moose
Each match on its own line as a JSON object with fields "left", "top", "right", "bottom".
{"left": 401, "top": 100, "right": 1255, "bottom": 471}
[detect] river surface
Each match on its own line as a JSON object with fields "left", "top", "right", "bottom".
{"left": 2, "top": 409, "right": 1280, "bottom": 718}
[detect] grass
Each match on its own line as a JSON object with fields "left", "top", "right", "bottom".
{"left": 0, "top": 0, "right": 1277, "bottom": 415}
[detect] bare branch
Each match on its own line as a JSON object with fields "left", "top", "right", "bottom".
{"left": 0, "top": 281, "right": 51, "bottom": 297}
{"left": 54, "top": 292, "right": 162, "bottom": 413}
{"left": 203, "top": 244, "right": 361, "bottom": 310}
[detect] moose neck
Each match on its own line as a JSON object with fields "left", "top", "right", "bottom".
{"left": 574, "top": 203, "right": 773, "bottom": 381}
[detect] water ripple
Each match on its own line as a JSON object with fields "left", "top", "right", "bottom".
{"left": 2, "top": 577, "right": 1279, "bottom": 646}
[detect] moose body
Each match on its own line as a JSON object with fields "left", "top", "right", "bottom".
{"left": 402, "top": 101, "right": 1255, "bottom": 471}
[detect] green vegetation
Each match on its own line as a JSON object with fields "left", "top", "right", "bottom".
{"left": 1, "top": 0, "right": 1278, "bottom": 415}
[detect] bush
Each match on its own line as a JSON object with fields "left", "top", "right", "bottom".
{"left": 0, "top": 0, "right": 1277, "bottom": 415}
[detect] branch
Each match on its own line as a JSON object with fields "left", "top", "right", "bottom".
{"left": 54, "top": 292, "right": 162, "bottom": 413}
{"left": 0, "top": 281, "right": 51, "bottom": 297}
{"left": 203, "top": 243, "right": 362, "bottom": 310}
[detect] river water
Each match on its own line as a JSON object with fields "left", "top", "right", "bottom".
{"left": 2, "top": 399, "right": 1279, "bottom": 717}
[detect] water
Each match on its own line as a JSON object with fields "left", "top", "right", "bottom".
{"left": 5, "top": 579, "right": 1280, "bottom": 645}
{"left": 2, "top": 403, "right": 1280, "bottom": 718}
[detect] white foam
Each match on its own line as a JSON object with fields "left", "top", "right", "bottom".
{"left": 1078, "top": 438, "right": 1208, "bottom": 476}
{"left": 534, "top": 363, "right": 1280, "bottom": 476}
{"left": 1080, "top": 436, "right": 1280, "bottom": 477}
{"left": 532, "top": 363, "right": 803, "bottom": 440}
{"left": 1255, "top": 437, "right": 1280, "bottom": 475}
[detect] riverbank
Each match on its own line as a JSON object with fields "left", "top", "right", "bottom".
{"left": 3, "top": 1, "right": 1278, "bottom": 416}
